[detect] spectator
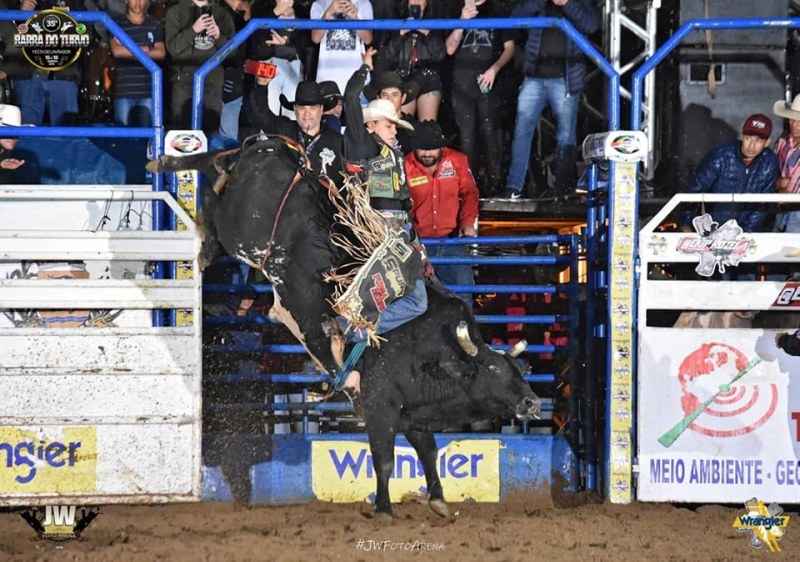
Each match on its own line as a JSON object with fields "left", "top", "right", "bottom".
{"left": 319, "top": 80, "right": 343, "bottom": 132}
{"left": 111, "top": 0, "right": 167, "bottom": 126}
{"left": 9, "top": 0, "right": 89, "bottom": 125}
{"left": 368, "top": 0, "right": 396, "bottom": 48}
{"left": 679, "top": 114, "right": 778, "bottom": 233}
{"left": 166, "top": 0, "right": 235, "bottom": 132}
{"left": 446, "top": 0, "right": 514, "bottom": 198}
{"left": 501, "top": 0, "right": 600, "bottom": 200}
{"left": 249, "top": 76, "right": 344, "bottom": 181}
{"left": 248, "top": 0, "right": 307, "bottom": 121}
{"left": 405, "top": 120, "right": 478, "bottom": 305}
{"left": 364, "top": 71, "right": 418, "bottom": 153}
{"left": 0, "top": 104, "right": 26, "bottom": 171}
{"left": 310, "top": 0, "right": 373, "bottom": 96}
{"left": 773, "top": 94, "right": 800, "bottom": 233}
{"left": 217, "top": 0, "right": 251, "bottom": 140}
{"left": 375, "top": 0, "right": 445, "bottom": 121}
{"left": 86, "top": 0, "right": 128, "bottom": 45}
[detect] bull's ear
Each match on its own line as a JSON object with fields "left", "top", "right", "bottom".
{"left": 438, "top": 360, "right": 464, "bottom": 378}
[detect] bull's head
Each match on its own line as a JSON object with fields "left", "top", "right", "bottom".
{"left": 454, "top": 321, "right": 541, "bottom": 421}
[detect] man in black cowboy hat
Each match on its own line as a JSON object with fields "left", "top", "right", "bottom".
{"left": 250, "top": 76, "right": 344, "bottom": 183}
{"left": 365, "top": 71, "right": 420, "bottom": 154}
{"left": 319, "top": 80, "right": 344, "bottom": 133}
{"left": 405, "top": 120, "right": 478, "bottom": 305}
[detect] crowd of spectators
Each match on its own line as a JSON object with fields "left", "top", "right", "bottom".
{"left": 0, "top": 0, "right": 602, "bottom": 199}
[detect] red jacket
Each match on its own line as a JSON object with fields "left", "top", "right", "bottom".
{"left": 404, "top": 147, "right": 480, "bottom": 238}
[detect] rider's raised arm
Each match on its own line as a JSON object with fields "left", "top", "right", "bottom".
{"left": 342, "top": 64, "right": 374, "bottom": 162}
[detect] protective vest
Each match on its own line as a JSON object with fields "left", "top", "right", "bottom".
{"left": 364, "top": 136, "right": 410, "bottom": 201}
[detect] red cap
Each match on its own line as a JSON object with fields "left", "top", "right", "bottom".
{"left": 742, "top": 114, "right": 772, "bottom": 138}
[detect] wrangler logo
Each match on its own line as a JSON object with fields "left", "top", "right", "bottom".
{"left": 0, "top": 427, "right": 97, "bottom": 493}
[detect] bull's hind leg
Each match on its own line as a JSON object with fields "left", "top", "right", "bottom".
{"left": 367, "top": 426, "right": 396, "bottom": 520}
{"left": 404, "top": 429, "right": 448, "bottom": 518}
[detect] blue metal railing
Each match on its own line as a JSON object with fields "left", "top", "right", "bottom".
{"left": 191, "top": 17, "right": 619, "bottom": 131}
{"left": 192, "top": 15, "right": 613, "bottom": 493}
{"left": 0, "top": 10, "right": 168, "bottom": 324}
{"left": 205, "top": 235, "right": 580, "bottom": 426}
{"left": 0, "top": 12, "right": 164, "bottom": 181}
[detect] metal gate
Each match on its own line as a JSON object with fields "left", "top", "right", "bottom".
{"left": 0, "top": 187, "right": 202, "bottom": 505}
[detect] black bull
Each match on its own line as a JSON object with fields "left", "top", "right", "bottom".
{"left": 150, "top": 138, "right": 541, "bottom": 518}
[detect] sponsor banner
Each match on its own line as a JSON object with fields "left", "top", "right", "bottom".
{"left": 14, "top": 10, "right": 89, "bottom": 72}
{"left": 165, "top": 130, "right": 206, "bottom": 327}
{"left": 0, "top": 426, "right": 97, "bottom": 494}
{"left": 774, "top": 283, "right": 800, "bottom": 308}
{"left": 677, "top": 214, "right": 753, "bottom": 277}
{"left": 607, "top": 161, "right": 637, "bottom": 503}
{"left": 638, "top": 328, "right": 800, "bottom": 502}
{"left": 311, "top": 440, "right": 500, "bottom": 503}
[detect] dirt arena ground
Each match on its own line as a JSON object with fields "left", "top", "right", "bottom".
{"left": 0, "top": 494, "right": 795, "bottom": 562}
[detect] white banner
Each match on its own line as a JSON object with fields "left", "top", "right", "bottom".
{"left": 638, "top": 328, "right": 800, "bottom": 502}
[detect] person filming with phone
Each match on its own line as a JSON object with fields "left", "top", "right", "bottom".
{"left": 245, "top": 0, "right": 308, "bottom": 123}
{"left": 310, "top": 0, "right": 374, "bottom": 96}
{"left": 445, "top": 0, "right": 515, "bottom": 197}
{"left": 500, "top": 0, "right": 600, "bottom": 200}
{"left": 166, "top": 0, "right": 235, "bottom": 131}
{"left": 374, "top": 0, "right": 445, "bottom": 121}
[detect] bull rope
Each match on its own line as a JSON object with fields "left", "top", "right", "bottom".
{"left": 259, "top": 170, "right": 305, "bottom": 270}
{"left": 257, "top": 134, "right": 325, "bottom": 270}
{"left": 324, "top": 174, "right": 392, "bottom": 346}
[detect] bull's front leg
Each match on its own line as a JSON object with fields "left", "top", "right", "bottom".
{"left": 404, "top": 429, "right": 448, "bottom": 518}
{"left": 367, "top": 426, "right": 396, "bottom": 520}
{"left": 268, "top": 289, "right": 343, "bottom": 376}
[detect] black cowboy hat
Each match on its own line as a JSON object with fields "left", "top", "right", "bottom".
{"left": 279, "top": 81, "right": 338, "bottom": 112}
{"left": 318, "top": 80, "right": 343, "bottom": 105}
{"left": 414, "top": 120, "right": 445, "bottom": 150}
{"left": 363, "top": 71, "right": 420, "bottom": 103}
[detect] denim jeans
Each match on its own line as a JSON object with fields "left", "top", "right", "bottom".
{"left": 14, "top": 77, "right": 78, "bottom": 126}
{"left": 114, "top": 97, "right": 152, "bottom": 127}
{"left": 775, "top": 210, "right": 800, "bottom": 233}
{"left": 430, "top": 243, "right": 474, "bottom": 307}
{"left": 341, "top": 279, "right": 428, "bottom": 343}
{"left": 506, "top": 77, "right": 581, "bottom": 190}
{"left": 218, "top": 95, "right": 243, "bottom": 140}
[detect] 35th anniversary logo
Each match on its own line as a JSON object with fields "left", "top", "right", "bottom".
{"left": 13, "top": 9, "right": 89, "bottom": 71}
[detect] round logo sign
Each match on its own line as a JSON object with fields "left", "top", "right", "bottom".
{"left": 169, "top": 133, "right": 204, "bottom": 154}
{"left": 13, "top": 10, "right": 89, "bottom": 72}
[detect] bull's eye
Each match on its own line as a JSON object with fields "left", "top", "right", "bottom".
{"left": 488, "top": 365, "right": 498, "bottom": 373}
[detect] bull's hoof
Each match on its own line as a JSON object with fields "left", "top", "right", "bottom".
{"left": 375, "top": 511, "right": 394, "bottom": 524}
{"left": 429, "top": 499, "right": 449, "bottom": 518}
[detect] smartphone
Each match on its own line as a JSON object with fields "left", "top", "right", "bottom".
{"left": 409, "top": 4, "right": 421, "bottom": 19}
{"left": 201, "top": 4, "right": 213, "bottom": 16}
{"left": 465, "top": 0, "right": 475, "bottom": 6}
{"left": 244, "top": 60, "right": 277, "bottom": 79}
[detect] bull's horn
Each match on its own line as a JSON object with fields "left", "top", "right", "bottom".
{"left": 456, "top": 321, "right": 478, "bottom": 357}
{"left": 508, "top": 340, "right": 527, "bottom": 358}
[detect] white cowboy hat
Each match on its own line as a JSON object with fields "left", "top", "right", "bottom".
{"left": 0, "top": 104, "right": 22, "bottom": 127}
{"left": 362, "top": 99, "right": 414, "bottom": 130}
{"left": 774, "top": 94, "right": 800, "bottom": 120}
